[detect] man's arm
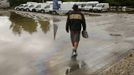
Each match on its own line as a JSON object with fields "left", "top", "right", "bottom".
{"left": 81, "top": 14, "right": 86, "bottom": 31}
{"left": 66, "top": 15, "right": 70, "bottom": 33}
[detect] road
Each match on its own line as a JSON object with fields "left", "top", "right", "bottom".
{"left": 0, "top": 11, "right": 134, "bottom": 75}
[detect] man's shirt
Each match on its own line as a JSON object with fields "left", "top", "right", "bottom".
{"left": 66, "top": 10, "right": 86, "bottom": 31}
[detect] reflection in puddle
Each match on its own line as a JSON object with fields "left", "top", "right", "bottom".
{"left": 9, "top": 12, "right": 50, "bottom": 35}
{"left": 66, "top": 56, "right": 80, "bottom": 75}
{"left": 53, "top": 24, "right": 58, "bottom": 40}
{"left": 66, "top": 56, "right": 89, "bottom": 75}
{"left": 39, "top": 20, "right": 50, "bottom": 33}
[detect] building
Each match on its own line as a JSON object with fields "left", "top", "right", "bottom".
{"left": 0, "top": 0, "right": 10, "bottom": 8}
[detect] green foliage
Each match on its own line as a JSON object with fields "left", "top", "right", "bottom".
{"left": 126, "top": 0, "right": 134, "bottom": 6}
{"left": 9, "top": 0, "right": 43, "bottom": 6}
{"left": 62, "top": 0, "right": 134, "bottom": 6}
{"left": 9, "top": 0, "right": 134, "bottom": 7}
{"left": 105, "top": 0, "right": 134, "bottom": 6}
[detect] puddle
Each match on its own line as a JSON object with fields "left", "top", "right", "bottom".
{"left": 9, "top": 12, "right": 50, "bottom": 35}
{"left": 0, "top": 11, "right": 134, "bottom": 75}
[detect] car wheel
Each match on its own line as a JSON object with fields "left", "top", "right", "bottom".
{"left": 40, "top": 10, "right": 45, "bottom": 13}
{"left": 52, "top": 11, "right": 57, "bottom": 15}
{"left": 89, "top": 9, "right": 93, "bottom": 12}
{"left": 50, "top": 11, "right": 53, "bottom": 14}
{"left": 32, "top": 9, "right": 36, "bottom": 12}
{"left": 98, "top": 10, "right": 102, "bottom": 13}
{"left": 16, "top": 8, "right": 19, "bottom": 11}
{"left": 20, "top": 8, "right": 23, "bottom": 11}
{"left": 26, "top": 9, "right": 29, "bottom": 12}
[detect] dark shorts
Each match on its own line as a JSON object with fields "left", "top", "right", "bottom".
{"left": 70, "top": 31, "right": 80, "bottom": 42}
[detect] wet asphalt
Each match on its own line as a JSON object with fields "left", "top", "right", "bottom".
{"left": 0, "top": 10, "right": 134, "bottom": 75}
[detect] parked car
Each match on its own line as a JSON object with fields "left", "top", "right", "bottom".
{"left": 25, "top": 3, "right": 39, "bottom": 12}
{"left": 62, "top": 2, "right": 85, "bottom": 10}
{"left": 28, "top": 4, "right": 38, "bottom": 12}
{"left": 33, "top": 4, "right": 42, "bottom": 12}
{"left": 93, "top": 3, "right": 109, "bottom": 12}
{"left": 56, "top": 3, "right": 74, "bottom": 15}
{"left": 81, "top": 1, "right": 99, "bottom": 11}
{"left": 15, "top": 4, "right": 26, "bottom": 11}
{"left": 44, "top": 4, "right": 53, "bottom": 13}
{"left": 20, "top": 4, "right": 32, "bottom": 11}
{"left": 33, "top": 3, "right": 48, "bottom": 13}
{"left": 24, "top": 4, "right": 33, "bottom": 11}
{"left": 81, "top": 4, "right": 93, "bottom": 11}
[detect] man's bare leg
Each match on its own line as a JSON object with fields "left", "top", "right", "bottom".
{"left": 73, "top": 42, "right": 79, "bottom": 50}
{"left": 72, "top": 41, "right": 79, "bottom": 56}
{"left": 71, "top": 40, "right": 75, "bottom": 47}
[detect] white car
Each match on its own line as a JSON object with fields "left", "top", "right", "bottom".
{"left": 33, "top": 5, "right": 42, "bottom": 12}
{"left": 56, "top": 3, "right": 73, "bottom": 15}
{"left": 81, "top": 1, "right": 99, "bottom": 11}
{"left": 15, "top": 4, "right": 26, "bottom": 11}
{"left": 34, "top": 4, "right": 49, "bottom": 13}
{"left": 20, "top": 4, "right": 31, "bottom": 11}
{"left": 93, "top": 5, "right": 103, "bottom": 12}
{"left": 81, "top": 4, "right": 93, "bottom": 11}
{"left": 93, "top": 3, "right": 109, "bottom": 12}
{"left": 44, "top": 4, "right": 53, "bottom": 13}
{"left": 23, "top": 2, "right": 38, "bottom": 12}
{"left": 27, "top": 4, "right": 38, "bottom": 12}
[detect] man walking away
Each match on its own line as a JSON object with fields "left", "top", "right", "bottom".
{"left": 66, "top": 4, "right": 87, "bottom": 57}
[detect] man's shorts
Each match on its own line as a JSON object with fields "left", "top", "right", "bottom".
{"left": 70, "top": 31, "right": 80, "bottom": 42}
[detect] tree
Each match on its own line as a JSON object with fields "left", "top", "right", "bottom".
{"left": 9, "top": 0, "right": 43, "bottom": 6}
{"left": 9, "top": 0, "right": 134, "bottom": 7}
{"left": 126, "top": 0, "right": 134, "bottom": 7}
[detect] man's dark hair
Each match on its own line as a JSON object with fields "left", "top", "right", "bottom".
{"left": 72, "top": 4, "right": 78, "bottom": 10}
